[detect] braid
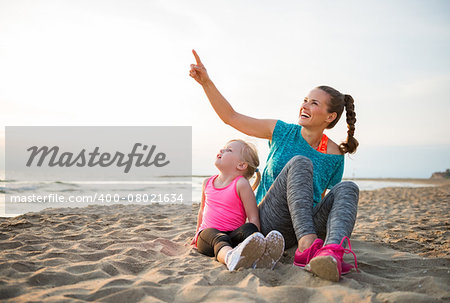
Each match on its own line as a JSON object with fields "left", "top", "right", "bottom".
{"left": 317, "top": 86, "right": 360, "bottom": 154}
{"left": 339, "top": 94, "right": 359, "bottom": 154}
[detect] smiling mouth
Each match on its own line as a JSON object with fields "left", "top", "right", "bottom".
{"left": 300, "top": 112, "right": 311, "bottom": 118}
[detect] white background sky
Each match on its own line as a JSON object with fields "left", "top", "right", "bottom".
{"left": 1, "top": 0, "right": 449, "bottom": 178}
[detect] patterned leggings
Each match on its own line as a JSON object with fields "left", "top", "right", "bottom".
{"left": 258, "top": 155, "right": 359, "bottom": 249}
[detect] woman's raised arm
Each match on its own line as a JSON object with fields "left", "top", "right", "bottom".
{"left": 190, "top": 50, "right": 277, "bottom": 140}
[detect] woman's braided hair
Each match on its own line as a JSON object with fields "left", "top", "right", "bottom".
{"left": 317, "top": 86, "right": 359, "bottom": 154}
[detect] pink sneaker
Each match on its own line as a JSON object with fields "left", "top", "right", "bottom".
{"left": 306, "top": 236, "right": 358, "bottom": 282}
{"left": 341, "top": 261, "right": 355, "bottom": 275}
{"left": 293, "top": 238, "right": 324, "bottom": 268}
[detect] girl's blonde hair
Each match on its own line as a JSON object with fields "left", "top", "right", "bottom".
{"left": 227, "top": 139, "right": 261, "bottom": 191}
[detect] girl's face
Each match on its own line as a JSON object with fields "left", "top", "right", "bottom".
{"left": 215, "top": 141, "right": 246, "bottom": 173}
{"left": 298, "top": 88, "right": 336, "bottom": 128}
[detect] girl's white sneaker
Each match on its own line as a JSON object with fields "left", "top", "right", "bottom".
{"left": 225, "top": 232, "right": 266, "bottom": 271}
{"left": 253, "top": 230, "right": 285, "bottom": 270}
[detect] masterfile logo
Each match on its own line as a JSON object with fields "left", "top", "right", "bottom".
{"left": 6, "top": 126, "right": 191, "bottom": 181}
{"left": 3, "top": 126, "right": 192, "bottom": 214}
{"left": 26, "top": 143, "right": 170, "bottom": 173}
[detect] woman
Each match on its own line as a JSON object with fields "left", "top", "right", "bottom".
{"left": 189, "top": 50, "right": 359, "bottom": 282}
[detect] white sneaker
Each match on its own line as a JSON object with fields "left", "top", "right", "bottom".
{"left": 225, "top": 232, "right": 266, "bottom": 271}
{"left": 253, "top": 230, "right": 285, "bottom": 270}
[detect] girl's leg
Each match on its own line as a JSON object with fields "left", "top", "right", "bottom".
{"left": 197, "top": 224, "right": 260, "bottom": 265}
{"left": 227, "top": 223, "right": 259, "bottom": 247}
{"left": 197, "top": 224, "right": 264, "bottom": 271}
{"left": 258, "top": 155, "right": 316, "bottom": 249}
{"left": 196, "top": 228, "right": 232, "bottom": 259}
{"left": 313, "top": 181, "right": 359, "bottom": 245}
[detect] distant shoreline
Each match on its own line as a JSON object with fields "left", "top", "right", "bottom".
{"left": 344, "top": 177, "right": 450, "bottom": 185}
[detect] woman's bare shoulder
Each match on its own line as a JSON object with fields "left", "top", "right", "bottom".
{"left": 327, "top": 139, "right": 344, "bottom": 155}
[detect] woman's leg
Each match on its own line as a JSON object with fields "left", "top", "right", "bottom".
{"left": 258, "top": 155, "right": 316, "bottom": 249}
{"left": 313, "top": 181, "right": 359, "bottom": 246}
{"left": 307, "top": 181, "right": 359, "bottom": 281}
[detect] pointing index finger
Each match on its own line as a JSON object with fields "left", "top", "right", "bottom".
{"left": 192, "top": 49, "right": 203, "bottom": 65}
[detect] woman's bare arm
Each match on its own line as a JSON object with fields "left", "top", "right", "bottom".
{"left": 190, "top": 50, "right": 277, "bottom": 140}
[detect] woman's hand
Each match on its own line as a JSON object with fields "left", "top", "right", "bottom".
{"left": 189, "top": 49, "right": 211, "bottom": 85}
{"left": 189, "top": 49, "right": 277, "bottom": 140}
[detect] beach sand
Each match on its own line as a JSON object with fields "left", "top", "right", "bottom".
{"left": 0, "top": 182, "right": 449, "bottom": 302}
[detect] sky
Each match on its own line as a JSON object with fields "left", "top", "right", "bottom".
{"left": 0, "top": 0, "right": 449, "bottom": 178}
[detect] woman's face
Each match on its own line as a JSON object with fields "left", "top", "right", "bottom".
{"left": 298, "top": 88, "right": 336, "bottom": 128}
{"left": 215, "top": 141, "right": 245, "bottom": 171}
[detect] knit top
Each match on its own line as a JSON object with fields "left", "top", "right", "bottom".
{"left": 255, "top": 120, "right": 344, "bottom": 206}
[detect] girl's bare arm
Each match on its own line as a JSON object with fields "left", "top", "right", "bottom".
{"left": 237, "top": 178, "right": 261, "bottom": 231}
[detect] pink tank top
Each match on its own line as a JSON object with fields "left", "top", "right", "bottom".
{"left": 194, "top": 175, "right": 247, "bottom": 246}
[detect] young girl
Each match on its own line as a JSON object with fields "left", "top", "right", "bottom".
{"left": 192, "top": 139, "right": 285, "bottom": 271}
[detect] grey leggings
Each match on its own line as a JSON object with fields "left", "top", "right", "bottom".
{"left": 258, "top": 155, "right": 359, "bottom": 249}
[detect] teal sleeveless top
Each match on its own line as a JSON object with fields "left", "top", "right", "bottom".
{"left": 255, "top": 120, "right": 344, "bottom": 206}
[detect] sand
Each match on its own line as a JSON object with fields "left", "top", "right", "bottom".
{"left": 0, "top": 182, "right": 449, "bottom": 302}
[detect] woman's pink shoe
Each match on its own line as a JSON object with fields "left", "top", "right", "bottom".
{"left": 293, "top": 238, "right": 324, "bottom": 268}
{"left": 306, "top": 236, "right": 358, "bottom": 282}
